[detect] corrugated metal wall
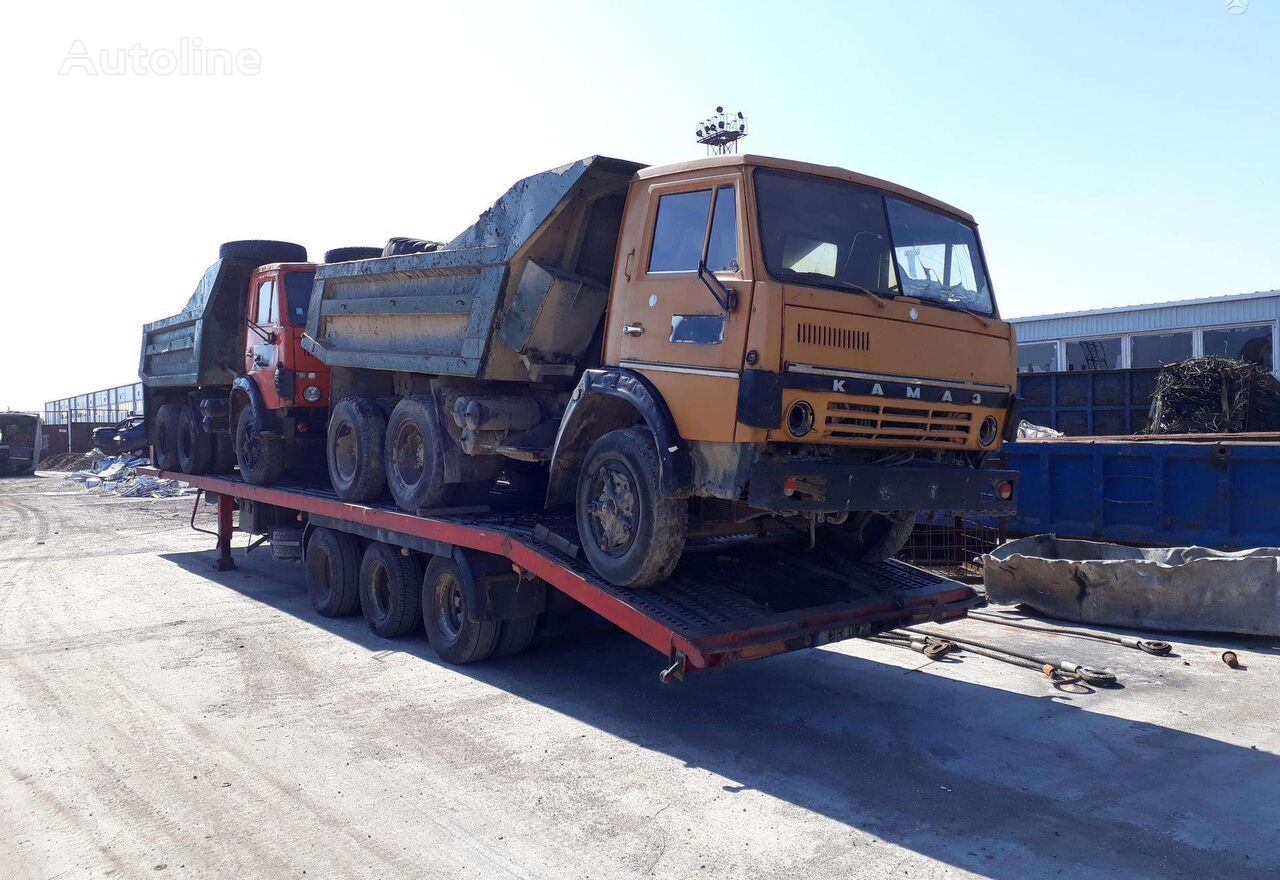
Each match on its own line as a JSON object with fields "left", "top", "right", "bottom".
{"left": 1011, "top": 291, "right": 1280, "bottom": 342}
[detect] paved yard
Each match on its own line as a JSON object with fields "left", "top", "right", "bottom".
{"left": 2, "top": 473, "right": 1277, "bottom": 879}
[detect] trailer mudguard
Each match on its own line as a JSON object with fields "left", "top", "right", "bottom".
{"left": 453, "top": 547, "right": 546, "bottom": 622}
{"left": 547, "top": 367, "right": 693, "bottom": 505}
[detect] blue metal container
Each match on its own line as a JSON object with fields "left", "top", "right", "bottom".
{"left": 999, "top": 439, "right": 1280, "bottom": 549}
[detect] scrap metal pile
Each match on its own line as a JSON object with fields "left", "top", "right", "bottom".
{"left": 1145, "top": 356, "right": 1280, "bottom": 434}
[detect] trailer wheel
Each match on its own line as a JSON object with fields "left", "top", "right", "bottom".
{"left": 305, "top": 527, "right": 361, "bottom": 617}
{"left": 422, "top": 556, "right": 501, "bottom": 664}
{"left": 384, "top": 396, "right": 452, "bottom": 512}
{"left": 576, "top": 427, "right": 687, "bottom": 588}
{"left": 327, "top": 397, "right": 387, "bottom": 502}
{"left": 359, "top": 542, "right": 423, "bottom": 638}
{"left": 493, "top": 615, "right": 538, "bottom": 658}
{"left": 153, "top": 404, "right": 182, "bottom": 472}
{"left": 176, "top": 406, "right": 214, "bottom": 475}
{"left": 821, "top": 512, "right": 916, "bottom": 563}
{"left": 236, "top": 407, "right": 286, "bottom": 485}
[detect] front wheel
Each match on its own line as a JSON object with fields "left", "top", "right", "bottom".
{"left": 575, "top": 427, "right": 687, "bottom": 588}
{"left": 820, "top": 511, "right": 915, "bottom": 563}
{"left": 235, "top": 406, "right": 286, "bottom": 485}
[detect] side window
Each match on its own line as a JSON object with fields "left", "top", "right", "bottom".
{"left": 255, "top": 280, "right": 276, "bottom": 324}
{"left": 705, "top": 185, "right": 738, "bottom": 272}
{"left": 648, "top": 189, "right": 711, "bottom": 272}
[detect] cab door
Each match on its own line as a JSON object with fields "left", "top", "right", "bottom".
{"left": 245, "top": 272, "right": 284, "bottom": 407}
{"left": 609, "top": 173, "right": 753, "bottom": 441}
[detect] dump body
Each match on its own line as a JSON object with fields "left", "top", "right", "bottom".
{"left": 303, "top": 156, "right": 643, "bottom": 383}
{"left": 139, "top": 259, "right": 256, "bottom": 389}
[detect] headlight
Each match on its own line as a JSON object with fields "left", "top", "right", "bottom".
{"left": 302, "top": 385, "right": 323, "bottom": 403}
{"left": 787, "top": 400, "right": 815, "bottom": 438}
{"left": 979, "top": 416, "right": 998, "bottom": 447}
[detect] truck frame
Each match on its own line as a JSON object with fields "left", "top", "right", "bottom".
{"left": 156, "top": 467, "right": 981, "bottom": 681}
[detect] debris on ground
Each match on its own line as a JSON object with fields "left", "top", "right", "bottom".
{"left": 1145, "top": 356, "right": 1280, "bottom": 434}
{"left": 983, "top": 534, "right": 1280, "bottom": 637}
{"left": 41, "top": 450, "right": 106, "bottom": 471}
{"left": 62, "top": 453, "right": 194, "bottom": 498}
{"left": 1016, "top": 420, "right": 1063, "bottom": 439}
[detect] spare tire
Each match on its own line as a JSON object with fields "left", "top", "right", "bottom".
{"left": 382, "top": 237, "right": 443, "bottom": 257}
{"left": 323, "top": 246, "right": 383, "bottom": 263}
{"left": 218, "top": 240, "right": 308, "bottom": 264}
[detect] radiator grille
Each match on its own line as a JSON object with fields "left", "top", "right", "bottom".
{"left": 796, "top": 322, "right": 869, "bottom": 352}
{"left": 822, "top": 400, "right": 973, "bottom": 445}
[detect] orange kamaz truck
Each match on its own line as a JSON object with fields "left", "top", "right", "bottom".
{"left": 292, "top": 154, "right": 1018, "bottom": 587}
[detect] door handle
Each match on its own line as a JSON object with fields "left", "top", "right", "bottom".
{"left": 622, "top": 323, "right": 644, "bottom": 336}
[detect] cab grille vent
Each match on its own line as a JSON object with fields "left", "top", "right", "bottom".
{"left": 796, "top": 322, "right": 869, "bottom": 352}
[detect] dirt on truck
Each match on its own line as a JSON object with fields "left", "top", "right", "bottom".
{"left": 141, "top": 154, "right": 1019, "bottom": 588}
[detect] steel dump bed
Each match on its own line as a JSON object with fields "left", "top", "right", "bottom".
{"left": 139, "top": 259, "right": 256, "bottom": 388}
{"left": 302, "top": 156, "right": 643, "bottom": 383}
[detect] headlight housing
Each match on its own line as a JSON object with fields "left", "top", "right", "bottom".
{"left": 302, "top": 385, "right": 323, "bottom": 403}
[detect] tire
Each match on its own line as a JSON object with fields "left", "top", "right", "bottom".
{"left": 218, "top": 240, "right": 307, "bottom": 264}
{"left": 384, "top": 396, "right": 453, "bottom": 512}
{"left": 323, "top": 246, "right": 383, "bottom": 263}
{"left": 359, "top": 542, "right": 423, "bottom": 638}
{"left": 327, "top": 397, "right": 387, "bottom": 501}
{"left": 421, "top": 555, "right": 501, "bottom": 664}
{"left": 212, "top": 433, "right": 237, "bottom": 474}
{"left": 305, "top": 528, "right": 361, "bottom": 617}
{"left": 493, "top": 615, "right": 538, "bottom": 658}
{"left": 270, "top": 527, "right": 304, "bottom": 562}
{"left": 153, "top": 404, "right": 182, "bottom": 472}
{"left": 821, "top": 512, "right": 916, "bottom": 562}
{"left": 382, "top": 237, "right": 442, "bottom": 257}
{"left": 176, "top": 406, "right": 213, "bottom": 475}
{"left": 575, "top": 427, "right": 688, "bottom": 588}
{"left": 235, "top": 406, "right": 286, "bottom": 485}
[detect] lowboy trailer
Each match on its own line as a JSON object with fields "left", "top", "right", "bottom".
{"left": 151, "top": 467, "right": 981, "bottom": 681}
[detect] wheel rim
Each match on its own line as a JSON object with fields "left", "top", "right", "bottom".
{"left": 333, "top": 420, "right": 358, "bottom": 481}
{"left": 434, "top": 573, "right": 464, "bottom": 641}
{"left": 239, "top": 420, "right": 261, "bottom": 469}
{"left": 392, "top": 421, "right": 425, "bottom": 487}
{"left": 368, "top": 562, "right": 391, "bottom": 621}
{"left": 585, "top": 460, "right": 640, "bottom": 558}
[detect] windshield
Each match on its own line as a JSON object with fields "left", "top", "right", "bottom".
{"left": 283, "top": 271, "right": 316, "bottom": 326}
{"left": 754, "top": 169, "right": 995, "bottom": 316}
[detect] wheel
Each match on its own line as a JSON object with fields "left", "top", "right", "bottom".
{"left": 218, "top": 240, "right": 307, "bottom": 264}
{"left": 176, "top": 406, "right": 213, "bottom": 475}
{"left": 212, "top": 433, "right": 237, "bottom": 474}
{"left": 153, "top": 404, "right": 182, "bottom": 471}
{"left": 304, "top": 528, "right": 361, "bottom": 617}
{"left": 384, "top": 396, "right": 453, "bottom": 512}
{"left": 327, "top": 397, "right": 387, "bottom": 501}
{"left": 323, "top": 246, "right": 383, "bottom": 263}
{"left": 493, "top": 615, "right": 538, "bottom": 658}
{"left": 575, "top": 427, "right": 688, "bottom": 588}
{"left": 382, "top": 237, "right": 442, "bottom": 257}
{"left": 821, "top": 511, "right": 916, "bottom": 562}
{"left": 235, "top": 407, "right": 286, "bottom": 485}
{"left": 359, "top": 542, "right": 423, "bottom": 638}
{"left": 270, "top": 527, "right": 304, "bottom": 562}
{"left": 421, "top": 555, "right": 501, "bottom": 664}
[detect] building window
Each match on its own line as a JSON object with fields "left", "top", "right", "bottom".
{"left": 1131, "top": 332, "right": 1192, "bottom": 368}
{"left": 1017, "top": 342, "right": 1058, "bottom": 373}
{"left": 1203, "top": 324, "right": 1273, "bottom": 370}
{"left": 1064, "top": 337, "right": 1121, "bottom": 371}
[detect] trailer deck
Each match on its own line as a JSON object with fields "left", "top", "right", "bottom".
{"left": 149, "top": 469, "right": 982, "bottom": 680}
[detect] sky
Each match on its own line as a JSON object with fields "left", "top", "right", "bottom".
{"left": 2, "top": 0, "right": 1276, "bottom": 412}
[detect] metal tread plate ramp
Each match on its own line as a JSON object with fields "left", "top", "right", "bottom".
{"left": 147, "top": 469, "right": 980, "bottom": 679}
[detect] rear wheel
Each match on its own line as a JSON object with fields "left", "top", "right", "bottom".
{"left": 359, "top": 542, "right": 423, "bottom": 638}
{"left": 305, "top": 528, "right": 361, "bottom": 617}
{"left": 421, "top": 556, "right": 501, "bottom": 664}
{"left": 153, "top": 404, "right": 181, "bottom": 471}
{"left": 327, "top": 397, "right": 387, "bottom": 501}
{"left": 493, "top": 615, "right": 538, "bottom": 658}
{"left": 235, "top": 406, "right": 286, "bottom": 485}
{"left": 821, "top": 511, "right": 916, "bottom": 562}
{"left": 177, "top": 406, "right": 213, "bottom": 475}
{"left": 575, "top": 427, "right": 687, "bottom": 588}
{"left": 384, "top": 396, "right": 455, "bottom": 512}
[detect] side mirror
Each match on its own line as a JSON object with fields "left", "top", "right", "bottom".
{"left": 697, "top": 260, "right": 737, "bottom": 313}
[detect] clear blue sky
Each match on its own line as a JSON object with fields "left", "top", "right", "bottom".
{"left": 2, "top": 0, "right": 1276, "bottom": 411}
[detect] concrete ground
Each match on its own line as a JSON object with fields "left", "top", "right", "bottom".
{"left": 2, "top": 473, "right": 1277, "bottom": 880}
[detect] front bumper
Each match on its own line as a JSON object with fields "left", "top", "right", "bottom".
{"left": 746, "top": 458, "right": 1017, "bottom": 515}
